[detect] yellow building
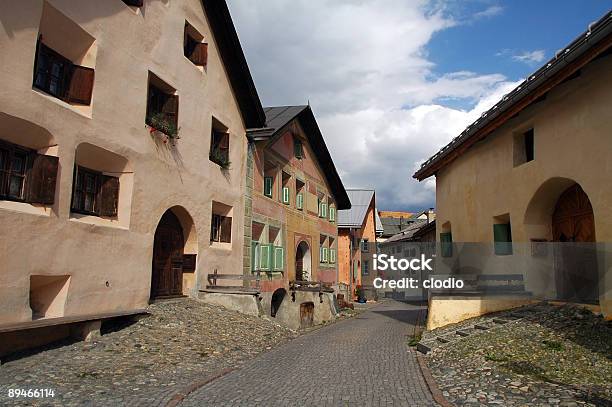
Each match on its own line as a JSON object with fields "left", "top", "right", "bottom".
{"left": 414, "top": 12, "right": 612, "bottom": 327}
{"left": 0, "top": 0, "right": 266, "bottom": 354}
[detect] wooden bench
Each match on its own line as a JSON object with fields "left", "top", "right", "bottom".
{"left": 429, "top": 273, "right": 528, "bottom": 296}
{"left": 203, "top": 269, "right": 261, "bottom": 295}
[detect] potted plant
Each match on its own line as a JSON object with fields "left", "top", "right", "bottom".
{"left": 146, "top": 113, "right": 180, "bottom": 144}
{"left": 209, "top": 147, "right": 231, "bottom": 170}
{"left": 354, "top": 285, "right": 367, "bottom": 303}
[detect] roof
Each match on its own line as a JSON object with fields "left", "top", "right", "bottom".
{"left": 201, "top": 1, "right": 266, "bottom": 129}
{"left": 382, "top": 220, "right": 428, "bottom": 244}
{"left": 337, "top": 189, "right": 375, "bottom": 228}
{"left": 414, "top": 11, "right": 612, "bottom": 181}
{"left": 378, "top": 210, "right": 414, "bottom": 219}
{"left": 248, "top": 105, "right": 351, "bottom": 210}
{"left": 379, "top": 215, "right": 420, "bottom": 237}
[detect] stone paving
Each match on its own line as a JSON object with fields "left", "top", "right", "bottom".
{"left": 423, "top": 303, "right": 612, "bottom": 407}
{"left": 0, "top": 299, "right": 297, "bottom": 407}
{"left": 180, "top": 300, "right": 436, "bottom": 407}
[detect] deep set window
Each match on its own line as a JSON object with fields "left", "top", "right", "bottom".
{"left": 210, "top": 121, "right": 230, "bottom": 167}
{"left": 146, "top": 76, "right": 178, "bottom": 136}
{"left": 184, "top": 22, "right": 208, "bottom": 67}
{"left": 294, "top": 138, "right": 303, "bottom": 159}
{"left": 361, "top": 238, "right": 369, "bottom": 252}
{"left": 363, "top": 260, "right": 369, "bottom": 275}
{"left": 211, "top": 214, "right": 232, "bottom": 243}
{"left": 513, "top": 128, "right": 535, "bottom": 167}
{"left": 122, "top": 0, "right": 143, "bottom": 7}
{"left": 493, "top": 222, "right": 513, "bottom": 256}
{"left": 0, "top": 140, "right": 58, "bottom": 204}
{"left": 71, "top": 166, "right": 119, "bottom": 217}
{"left": 33, "top": 40, "right": 94, "bottom": 105}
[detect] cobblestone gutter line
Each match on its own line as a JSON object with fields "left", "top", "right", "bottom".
{"left": 415, "top": 350, "right": 454, "bottom": 407}
{"left": 165, "top": 367, "right": 236, "bottom": 407}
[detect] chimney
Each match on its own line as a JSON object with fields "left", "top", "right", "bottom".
{"left": 427, "top": 208, "right": 435, "bottom": 223}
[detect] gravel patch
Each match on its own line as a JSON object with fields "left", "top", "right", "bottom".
{"left": 424, "top": 303, "right": 612, "bottom": 406}
{"left": 0, "top": 298, "right": 297, "bottom": 406}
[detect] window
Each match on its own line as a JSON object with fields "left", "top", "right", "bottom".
{"left": 281, "top": 172, "right": 291, "bottom": 205}
{"left": 329, "top": 204, "right": 336, "bottom": 222}
{"left": 295, "top": 179, "right": 305, "bottom": 210}
{"left": 493, "top": 220, "right": 513, "bottom": 256}
{"left": 264, "top": 176, "right": 273, "bottom": 197}
{"left": 33, "top": 40, "right": 94, "bottom": 105}
{"left": 0, "top": 140, "right": 58, "bottom": 204}
{"left": 294, "top": 138, "right": 303, "bottom": 159}
{"left": 184, "top": 22, "right": 208, "bottom": 68}
{"left": 440, "top": 232, "right": 453, "bottom": 258}
{"left": 361, "top": 239, "right": 369, "bottom": 252}
{"left": 329, "top": 237, "right": 336, "bottom": 264}
{"left": 210, "top": 119, "right": 230, "bottom": 168}
{"left": 146, "top": 74, "right": 178, "bottom": 137}
{"left": 71, "top": 166, "right": 119, "bottom": 217}
{"left": 122, "top": 0, "right": 143, "bottom": 6}
{"left": 320, "top": 235, "right": 329, "bottom": 264}
{"left": 318, "top": 194, "right": 328, "bottom": 218}
{"left": 363, "top": 260, "right": 369, "bottom": 276}
{"left": 210, "top": 214, "right": 232, "bottom": 243}
{"left": 263, "top": 160, "right": 277, "bottom": 199}
{"left": 514, "top": 128, "right": 535, "bottom": 167}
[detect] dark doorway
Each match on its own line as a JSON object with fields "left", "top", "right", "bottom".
{"left": 271, "top": 288, "right": 286, "bottom": 317}
{"left": 295, "top": 241, "right": 309, "bottom": 282}
{"left": 299, "top": 302, "right": 314, "bottom": 328}
{"left": 552, "top": 184, "right": 598, "bottom": 303}
{"left": 151, "top": 210, "right": 184, "bottom": 299}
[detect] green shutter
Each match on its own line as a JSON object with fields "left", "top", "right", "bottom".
{"left": 440, "top": 232, "right": 453, "bottom": 258}
{"left": 273, "top": 246, "right": 284, "bottom": 271}
{"left": 282, "top": 187, "right": 290, "bottom": 204}
{"left": 322, "top": 247, "right": 329, "bottom": 263}
{"left": 251, "top": 241, "right": 258, "bottom": 272}
{"left": 259, "top": 244, "right": 272, "bottom": 270}
{"left": 296, "top": 193, "right": 304, "bottom": 210}
{"left": 330, "top": 248, "right": 336, "bottom": 263}
{"left": 320, "top": 202, "right": 327, "bottom": 218}
{"left": 264, "top": 177, "right": 273, "bottom": 197}
{"left": 329, "top": 206, "right": 335, "bottom": 222}
{"left": 493, "top": 223, "right": 513, "bottom": 255}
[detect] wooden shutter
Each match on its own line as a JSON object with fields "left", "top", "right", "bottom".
{"left": 26, "top": 153, "right": 58, "bottom": 205}
{"left": 189, "top": 43, "right": 208, "bottom": 66}
{"left": 329, "top": 207, "right": 335, "bottom": 222}
{"left": 330, "top": 248, "right": 336, "bottom": 264}
{"left": 220, "top": 216, "right": 232, "bottom": 243}
{"left": 67, "top": 66, "right": 95, "bottom": 105}
{"left": 264, "top": 176, "right": 273, "bottom": 197}
{"left": 273, "top": 246, "right": 284, "bottom": 271}
{"left": 182, "top": 254, "right": 197, "bottom": 272}
{"left": 493, "top": 224, "right": 513, "bottom": 255}
{"left": 251, "top": 241, "right": 259, "bottom": 272}
{"left": 162, "top": 94, "right": 179, "bottom": 127}
{"left": 440, "top": 232, "right": 453, "bottom": 258}
{"left": 99, "top": 175, "right": 120, "bottom": 217}
{"left": 259, "top": 244, "right": 271, "bottom": 271}
{"left": 282, "top": 187, "right": 290, "bottom": 204}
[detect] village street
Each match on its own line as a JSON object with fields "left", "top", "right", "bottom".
{"left": 180, "top": 300, "right": 435, "bottom": 407}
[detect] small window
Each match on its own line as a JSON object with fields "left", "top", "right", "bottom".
{"left": 295, "top": 179, "right": 305, "bottom": 210}
{"left": 146, "top": 73, "right": 178, "bottom": 138}
{"left": 440, "top": 232, "right": 453, "bottom": 258}
{"left": 263, "top": 160, "right": 277, "bottom": 199}
{"left": 493, "top": 219, "right": 513, "bottom": 256}
{"left": 211, "top": 214, "right": 232, "bottom": 243}
{"left": 0, "top": 140, "right": 58, "bottom": 204}
{"left": 71, "top": 166, "right": 119, "bottom": 217}
{"left": 318, "top": 193, "right": 328, "bottom": 218}
{"left": 329, "top": 237, "right": 336, "bottom": 264}
{"left": 294, "top": 138, "right": 303, "bottom": 159}
{"left": 33, "top": 40, "right": 95, "bottom": 105}
{"left": 184, "top": 22, "right": 208, "bottom": 68}
{"left": 281, "top": 172, "right": 291, "bottom": 205}
{"left": 513, "top": 128, "right": 535, "bottom": 166}
{"left": 320, "top": 234, "right": 329, "bottom": 264}
{"left": 122, "top": 0, "right": 143, "bottom": 7}
{"left": 363, "top": 260, "right": 369, "bottom": 276}
{"left": 361, "top": 239, "right": 369, "bottom": 252}
{"left": 210, "top": 119, "right": 230, "bottom": 168}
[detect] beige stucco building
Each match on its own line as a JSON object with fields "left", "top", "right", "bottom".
{"left": 0, "top": 0, "right": 266, "bottom": 353}
{"left": 414, "top": 12, "right": 612, "bottom": 326}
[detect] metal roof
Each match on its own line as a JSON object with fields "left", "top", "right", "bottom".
{"left": 337, "top": 189, "right": 375, "bottom": 228}
{"left": 382, "top": 220, "right": 428, "bottom": 244}
{"left": 414, "top": 10, "right": 612, "bottom": 180}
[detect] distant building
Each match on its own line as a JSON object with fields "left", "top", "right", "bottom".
{"left": 337, "top": 189, "right": 379, "bottom": 300}
{"left": 378, "top": 209, "right": 435, "bottom": 242}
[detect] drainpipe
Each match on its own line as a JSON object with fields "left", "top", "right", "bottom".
{"left": 349, "top": 228, "right": 354, "bottom": 302}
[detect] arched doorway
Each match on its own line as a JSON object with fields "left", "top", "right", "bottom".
{"left": 295, "top": 241, "right": 311, "bottom": 282}
{"left": 270, "top": 288, "right": 286, "bottom": 317}
{"left": 552, "top": 184, "right": 598, "bottom": 303}
{"left": 151, "top": 210, "right": 185, "bottom": 299}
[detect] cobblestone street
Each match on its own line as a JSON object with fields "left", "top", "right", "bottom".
{"left": 181, "top": 300, "right": 435, "bottom": 407}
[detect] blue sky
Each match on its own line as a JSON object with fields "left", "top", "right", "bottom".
{"left": 229, "top": 1, "right": 611, "bottom": 212}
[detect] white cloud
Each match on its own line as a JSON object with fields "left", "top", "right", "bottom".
{"left": 473, "top": 5, "right": 503, "bottom": 20}
{"left": 228, "top": 0, "right": 518, "bottom": 210}
{"left": 512, "top": 50, "right": 546, "bottom": 64}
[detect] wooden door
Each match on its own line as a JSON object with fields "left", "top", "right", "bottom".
{"left": 295, "top": 245, "right": 304, "bottom": 281}
{"left": 552, "top": 184, "right": 598, "bottom": 303}
{"left": 299, "top": 302, "right": 314, "bottom": 328}
{"left": 151, "top": 211, "right": 184, "bottom": 298}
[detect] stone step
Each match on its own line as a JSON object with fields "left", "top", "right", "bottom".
{"left": 456, "top": 329, "right": 471, "bottom": 337}
{"left": 416, "top": 342, "right": 433, "bottom": 354}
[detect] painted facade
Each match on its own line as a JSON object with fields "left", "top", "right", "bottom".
{"left": 0, "top": 0, "right": 265, "bottom": 344}
{"left": 244, "top": 106, "right": 350, "bottom": 327}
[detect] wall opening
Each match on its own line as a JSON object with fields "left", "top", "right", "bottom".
{"left": 270, "top": 288, "right": 287, "bottom": 317}
{"left": 29, "top": 275, "right": 70, "bottom": 319}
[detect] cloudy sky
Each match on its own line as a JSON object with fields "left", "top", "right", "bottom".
{"left": 227, "top": 0, "right": 609, "bottom": 211}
